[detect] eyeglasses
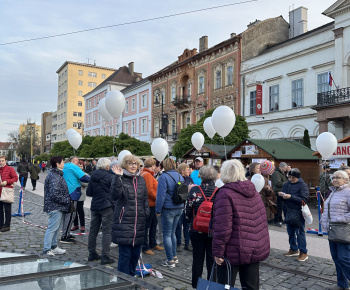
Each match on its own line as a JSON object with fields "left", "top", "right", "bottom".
{"left": 127, "top": 162, "right": 138, "bottom": 166}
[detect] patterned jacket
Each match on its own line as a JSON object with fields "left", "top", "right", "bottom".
{"left": 319, "top": 172, "right": 332, "bottom": 195}
{"left": 44, "top": 168, "right": 71, "bottom": 213}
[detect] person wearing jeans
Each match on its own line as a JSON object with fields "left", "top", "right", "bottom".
{"left": 156, "top": 158, "right": 185, "bottom": 268}
{"left": 43, "top": 156, "right": 71, "bottom": 256}
{"left": 87, "top": 158, "right": 115, "bottom": 265}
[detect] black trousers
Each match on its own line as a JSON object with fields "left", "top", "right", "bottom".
{"left": 73, "top": 201, "right": 85, "bottom": 227}
{"left": 143, "top": 207, "right": 158, "bottom": 251}
{"left": 274, "top": 195, "right": 285, "bottom": 223}
{"left": 217, "top": 261, "right": 259, "bottom": 290}
{"left": 190, "top": 231, "right": 214, "bottom": 288}
{"left": 0, "top": 202, "right": 11, "bottom": 228}
{"left": 31, "top": 179, "right": 37, "bottom": 189}
{"left": 19, "top": 176, "right": 28, "bottom": 188}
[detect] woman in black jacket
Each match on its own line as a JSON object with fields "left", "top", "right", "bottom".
{"left": 185, "top": 165, "right": 218, "bottom": 288}
{"left": 87, "top": 158, "right": 116, "bottom": 265}
{"left": 110, "top": 154, "right": 149, "bottom": 276}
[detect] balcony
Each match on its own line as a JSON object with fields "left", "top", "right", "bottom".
{"left": 172, "top": 95, "right": 191, "bottom": 108}
{"left": 316, "top": 87, "right": 350, "bottom": 107}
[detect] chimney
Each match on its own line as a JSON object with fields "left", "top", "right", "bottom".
{"left": 128, "top": 62, "right": 134, "bottom": 74}
{"left": 231, "top": 33, "right": 236, "bottom": 38}
{"left": 289, "top": 6, "right": 308, "bottom": 38}
{"left": 199, "top": 36, "right": 208, "bottom": 52}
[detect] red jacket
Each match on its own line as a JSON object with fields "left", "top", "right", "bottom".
{"left": 0, "top": 165, "right": 18, "bottom": 190}
{"left": 141, "top": 168, "right": 158, "bottom": 207}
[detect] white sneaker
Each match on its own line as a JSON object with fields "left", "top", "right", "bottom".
{"left": 45, "top": 250, "right": 55, "bottom": 256}
{"left": 110, "top": 242, "right": 118, "bottom": 248}
{"left": 51, "top": 247, "right": 66, "bottom": 255}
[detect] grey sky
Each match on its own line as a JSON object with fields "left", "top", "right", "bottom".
{"left": 0, "top": 0, "right": 332, "bottom": 141}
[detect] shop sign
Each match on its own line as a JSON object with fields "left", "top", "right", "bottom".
{"left": 241, "top": 145, "right": 259, "bottom": 155}
{"left": 231, "top": 151, "right": 241, "bottom": 158}
{"left": 329, "top": 158, "right": 347, "bottom": 168}
{"left": 195, "top": 152, "right": 211, "bottom": 157}
{"left": 333, "top": 143, "right": 350, "bottom": 158}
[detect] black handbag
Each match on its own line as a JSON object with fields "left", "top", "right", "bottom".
{"left": 328, "top": 192, "right": 350, "bottom": 244}
{"left": 284, "top": 208, "right": 301, "bottom": 227}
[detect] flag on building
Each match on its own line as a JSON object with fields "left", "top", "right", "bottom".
{"left": 328, "top": 71, "right": 333, "bottom": 87}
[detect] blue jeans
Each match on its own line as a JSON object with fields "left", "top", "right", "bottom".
{"left": 176, "top": 211, "right": 190, "bottom": 246}
{"left": 161, "top": 208, "right": 182, "bottom": 261}
{"left": 286, "top": 218, "right": 307, "bottom": 254}
{"left": 329, "top": 241, "right": 350, "bottom": 288}
{"left": 118, "top": 245, "right": 142, "bottom": 276}
{"left": 43, "top": 211, "right": 65, "bottom": 253}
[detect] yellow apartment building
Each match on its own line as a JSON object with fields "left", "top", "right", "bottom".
{"left": 52, "top": 61, "right": 116, "bottom": 144}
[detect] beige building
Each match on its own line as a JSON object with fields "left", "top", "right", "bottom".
{"left": 40, "top": 112, "right": 53, "bottom": 154}
{"left": 52, "top": 61, "right": 116, "bottom": 144}
{"left": 19, "top": 122, "right": 41, "bottom": 157}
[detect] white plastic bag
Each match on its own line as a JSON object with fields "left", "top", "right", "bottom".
{"left": 301, "top": 202, "right": 313, "bottom": 224}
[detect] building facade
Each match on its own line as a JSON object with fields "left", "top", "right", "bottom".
{"left": 52, "top": 61, "right": 116, "bottom": 145}
{"left": 40, "top": 112, "right": 52, "bottom": 154}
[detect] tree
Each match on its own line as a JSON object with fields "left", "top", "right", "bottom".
{"left": 303, "top": 129, "right": 311, "bottom": 148}
{"left": 172, "top": 109, "right": 249, "bottom": 158}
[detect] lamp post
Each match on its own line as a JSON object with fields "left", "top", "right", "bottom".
{"left": 153, "top": 89, "right": 168, "bottom": 139}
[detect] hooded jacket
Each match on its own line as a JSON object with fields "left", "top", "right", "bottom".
{"left": 111, "top": 170, "right": 150, "bottom": 246}
{"left": 17, "top": 161, "right": 29, "bottom": 178}
{"left": 29, "top": 163, "right": 41, "bottom": 180}
{"left": 212, "top": 180, "right": 270, "bottom": 265}
{"left": 87, "top": 169, "right": 115, "bottom": 211}
{"left": 140, "top": 168, "right": 158, "bottom": 208}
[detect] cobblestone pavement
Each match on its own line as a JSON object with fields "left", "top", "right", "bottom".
{"left": 0, "top": 172, "right": 339, "bottom": 290}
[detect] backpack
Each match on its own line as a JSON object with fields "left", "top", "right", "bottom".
{"left": 193, "top": 187, "right": 218, "bottom": 233}
{"left": 164, "top": 172, "right": 188, "bottom": 205}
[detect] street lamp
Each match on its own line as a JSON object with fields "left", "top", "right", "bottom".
{"left": 154, "top": 90, "right": 168, "bottom": 139}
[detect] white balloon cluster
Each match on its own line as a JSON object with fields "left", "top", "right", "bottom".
{"left": 66, "top": 129, "right": 82, "bottom": 149}
{"left": 98, "top": 90, "right": 126, "bottom": 122}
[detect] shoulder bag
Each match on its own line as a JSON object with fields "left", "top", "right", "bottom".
{"left": 328, "top": 191, "right": 350, "bottom": 244}
{"left": 0, "top": 175, "right": 14, "bottom": 203}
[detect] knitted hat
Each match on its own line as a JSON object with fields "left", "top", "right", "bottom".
{"left": 289, "top": 170, "right": 300, "bottom": 179}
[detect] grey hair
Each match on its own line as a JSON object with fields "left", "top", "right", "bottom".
{"left": 334, "top": 170, "right": 349, "bottom": 181}
{"left": 279, "top": 162, "right": 288, "bottom": 168}
{"left": 69, "top": 156, "right": 79, "bottom": 163}
{"left": 199, "top": 165, "right": 218, "bottom": 182}
{"left": 340, "top": 166, "right": 350, "bottom": 171}
{"left": 97, "top": 158, "right": 111, "bottom": 170}
{"left": 110, "top": 160, "right": 119, "bottom": 168}
{"left": 220, "top": 159, "right": 247, "bottom": 184}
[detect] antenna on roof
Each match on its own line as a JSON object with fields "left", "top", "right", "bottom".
{"left": 86, "top": 57, "right": 90, "bottom": 64}
{"left": 94, "top": 60, "right": 96, "bottom": 66}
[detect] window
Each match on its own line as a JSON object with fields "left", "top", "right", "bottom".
{"left": 98, "top": 94, "right": 101, "bottom": 102}
{"left": 317, "top": 72, "right": 331, "bottom": 93}
{"left": 78, "top": 101, "right": 82, "bottom": 106}
{"left": 59, "top": 76, "right": 61, "bottom": 81}
{"left": 97, "top": 129, "right": 100, "bottom": 135}
{"left": 171, "top": 87, "right": 176, "bottom": 101}
{"left": 291, "top": 79, "right": 304, "bottom": 108}
{"left": 109, "top": 126, "right": 113, "bottom": 136}
{"left": 88, "top": 72, "right": 97, "bottom": 78}
{"left": 64, "top": 101, "right": 66, "bottom": 107}
{"left": 269, "top": 85, "right": 279, "bottom": 112}
{"left": 227, "top": 66, "right": 233, "bottom": 85}
{"left": 132, "top": 98, "right": 135, "bottom": 111}
{"left": 172, "top": 119, "right": 176, "bottom": 134}
{"left": 155, "top": 122, "right": 159, "bottom": 137}
{"left": 78, "top": 112, "right": 82, "bottom": 117}
{"left": 187, "top": 84, "right": 191, "bottom": 100}
{"left": 250, "top": 91, "right": 256, "bottom": 115}
{"left": 115, "top": 124, "right": 119, "bottom": 135}
{"left": 216, "top": 70, "right": 222, "bottom": 89}
{"left": 88, "top": 100, "right": 91, "bottom": 109}
{"left": 73, "top": 112, "right": 77, "bottom": 117}
{"left": 64, "top": 91, "right": 67, "bottom": 97}
{"left": 64, "top": 112, "right": 66, "bottom": 118}
{"left": 58, "top": 105, "right": 60, "bottom": 110}
{"left": 88, "top": 82, "right": 97, "bottom": 87}
{"left": 199, "top": 76, "right": 204, "bottom": 93}
{"left": 94, "top": 97, "right": 96, "bottom": 107}
{"left": 102, "top": 74, "right": 106, "bottom": 79}
{"left": 132, "top": 121, "right": 135, "bottom": 134}
{"left": 125, "top": 100, "right": 129, "bottom": 113}
{"left": 73, "top": 122, "right": 78, "bottom": 128}
{"left": 65, "top": 70, "right": 67, "bottom": 76}
{"left": 186, "top": 116, "right": 191, "bottom": 127}
{"left": 141, "top": 94, "right": 147, "bottom": 108}
{"left": 141, "top": 118, "right": 147, "bottom": 133}
{"left": 103, "top": 128, "right": 106, "bottom": 136}
{"left": 78, "top": 91, "right": 83, "bottom": 96}
{"left": 87, "top": 115, "right": 91, "bottom": 125}
{"left": 93, "top": 112, "right": 96, "bottom": 123}
{"left": 78, "top": 80, "right": 83, "bottom": 86}
{"left": 124, "top": 122, "right": 128, "bottom": 134}
{"left": 78, "top": 70, "right": 83, "bottom": 76}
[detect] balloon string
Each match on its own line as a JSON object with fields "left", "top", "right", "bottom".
{"left": 210, "top": 138, "right": 213, "bottom": 151}
{"left": 223, "top": 138, "right": 227, "bottom": 161}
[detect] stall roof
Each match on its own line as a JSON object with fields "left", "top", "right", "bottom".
{"left": 183, "top": 144, "right": 236, "bottom": 159}
{"left": 228, "top": 139, "right": 319, "bottom": 160}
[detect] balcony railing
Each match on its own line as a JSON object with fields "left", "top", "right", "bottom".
{"left": 172, "top": 95, "right": 191, "bottom": 107}
{"left": 317, "top": 87, "right": 350, "bottom": 106}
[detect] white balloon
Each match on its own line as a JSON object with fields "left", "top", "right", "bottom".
{"left": 251, "top": 174, "right": 265, "bottom": 192}
{"left": 68, "top": 132, "right": 82, "bottom": 149}
{"left": 203, "top": 117, "right": 216, "bottom": 138}
{"left": 212, "top": 106, "right": 236, "bottom": 137}
{"left": 66, "top": 128, "right": 76, "bottom": 139}
{"left": 316, "top": 132, "right": 337, "bottom": 159}
{"left": 118, "top": 150, "right": 132, "bottom": 163}
{"left": 98, "top": 98, "right": 114, "bottom": 122}
{"left": 191, "top": 132, "right": 205, "bottom": 151}
{"left": 151, "top": 138, "right": 169, "bottom": 161}
{"left": 105, "top": 90, "right": 126, "bottom": 119}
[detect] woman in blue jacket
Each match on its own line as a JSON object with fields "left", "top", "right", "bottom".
{"left": 279, "top": 168, "right": 309, "bottom": 262}
{"left": 156, "top": 158, "right": 184, "bottom": 268}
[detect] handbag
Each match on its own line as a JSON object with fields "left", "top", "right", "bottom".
{"left": 284, "top": 207, "right": 301, "bottom": 227}
{"left": 0, "top": 187, "right": 14, "bottom": 203}
{"left": 328, "top": 192, "right": 350, "bottom": 244}
{"left": 196, "top": 258, "right": 239, "bottom": 290}
{"left": 301, "top": 201, "right": 313, "bottom": 224}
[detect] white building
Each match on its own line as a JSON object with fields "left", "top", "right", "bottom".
{"left": 240, "top": 5, "right": 346, "bottom": 150}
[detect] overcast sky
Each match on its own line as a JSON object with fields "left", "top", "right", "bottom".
{"left": 0, "top": 0, "right": 333, "bottom": 142}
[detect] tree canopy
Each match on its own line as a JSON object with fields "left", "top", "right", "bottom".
{"left": 172, "top": 109, "right": 249, "bottom": 158}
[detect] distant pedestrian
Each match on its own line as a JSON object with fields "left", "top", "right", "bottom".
{"left": 272, "top": 162, "right": 288, "bottom": 227}
{"left": 84, "top": 160, "right": 92, "bottom": 175}
{"left": 190, "top": 157, "right": 204, "bottom": 185}
{"left": 42, "top": 162, "right": 46, "bottom": 173}
{"left": 0, "top": 155, "right": 18, "bottom": 232}
{"left": 319, "top": 165, "right": 332, "bottom": 202}
{"left": 92, "top": 159, "right": 97, "bottom": 172}
{"left": 71, "top": 180, "right": 87, "bottom": 233}
{"left": 29, "top": 162, "right": 41, "bottom": 191}
{"left": 17, "top": 159, "right": 29, "bottom": 189}
{"left": 43, "top": 156, "right": 70, "bottom": 256}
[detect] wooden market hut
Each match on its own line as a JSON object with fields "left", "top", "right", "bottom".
{"left": 226, "top": 138, "right": 320, "bottom": 187}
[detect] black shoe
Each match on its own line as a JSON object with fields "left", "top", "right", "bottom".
{"left": 184, "top": 245, "right": 192, "bottom": 252}
{"left": 33, "top": 187, "right": 36, "bottom": 191}
{"left": 88, "top": 252, "right": 102, "bottom": 261}
{"left": 274, "top": 222, "right": 282, "bottom": 227}
{"left": 101, "top": 256, "right": 115, "bottom": 265}
{"left": 0, "top": 227, "right": 10, "bottom": 232}
{"left": 67, "top": 234, "right": 76, "bottom": 239}
{"left": 177, "top": 245, "right": 183, "bottom": 252}
{"left": 60, "top": 237, "right": 76, "bottom": 244}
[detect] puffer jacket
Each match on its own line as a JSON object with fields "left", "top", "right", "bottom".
{"left": 321, "top": 184, "right": 350, "bottom": 231}
{"left": 0, "top": 165, "right": 18, "bottom": 188}
{"left": 140, "top": 168, "right": 157, "bottom": 208}
{"left": 87, "top": 169, "right": 114, "bottom": 211}
{"left": 212, "top": 180, "right": 270, "bottom": 265}
{"left": 44, "top": 168, "right": 71, "bottom": 213}
{"left": 111, "top": 169, "right": 150, "bottom": 246}
{"left": 271, "top": 167, "right": 288, "bottom": 192}
{"left": 17, "top": 161, "right": 29, "bottom": 177}
{"left": 281, "top": 178, "right": 309, "bottom": 211}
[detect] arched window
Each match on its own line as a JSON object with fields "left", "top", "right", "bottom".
{"left": 214, "top": 64, "right": 222, "bottom": 89}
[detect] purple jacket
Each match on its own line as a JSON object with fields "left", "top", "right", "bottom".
{"left": 212, "top": 180, "right": 270, "bottom": 265}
